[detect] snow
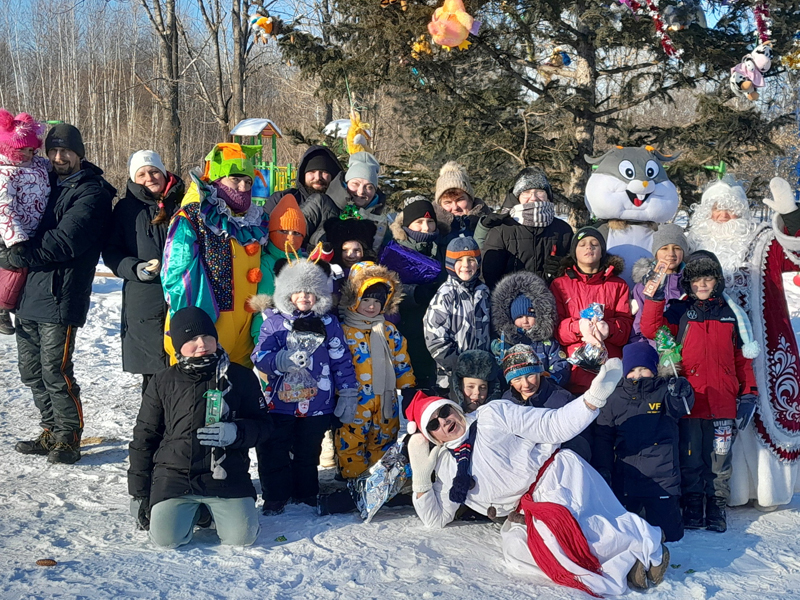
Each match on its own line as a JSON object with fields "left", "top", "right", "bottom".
{"left": 1, "top": 276, "right": 800, "bottom": 599}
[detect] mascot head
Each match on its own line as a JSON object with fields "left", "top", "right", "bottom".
{"left": 584, "top": 145, "right": 680, "bottom": 223}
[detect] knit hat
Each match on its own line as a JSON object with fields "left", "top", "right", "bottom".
{"left": 345, "top": 151, "right": 380, "bottom": 186}
{"left": 445, "top": 235, "right": 480, "bottom": 277}
{"left": 361, "top": 282, "right": 389, "bottom": 307}
{"left": 402, "top": 198, "right": 437, "bottom": 228}
{"left": 0, "top": 111, "right": 44, "bottom": 161}
{"left": 405, "top": 390, "right": 463, "bottom": 444}
{"left": 269, "top": 194, "right": 306, "bottom": 248}
{"left": 128, "top": 150, "right": 166, "bottom": 181}
{"left": 435, "top": 161, "right": 474, "bottom": 203}
{"left": 510, "top": 295, "right": 535, "bottom": 320}
{"left": 512, "top": 167, "right": 553, "bottom": 202}
{"left": 651, "top": 223, "right": 688, "bottom": 256}
{"left": 305, "top": 150, "right": 340, "bottom": 175}
{"left": 622, "top": 342, "right": 659, "bottom": 376}
{"left": 45, "top": 123, "right": 85, "bottom": 158}
{"left": 169, "top": 306, "right": 218, "bottom": 352}
{"left": 501, "top": 344, "right": 544, "bottom": 383}
{"left": 203, "top": 143, "right": 258, "bottom": 182}
{"left": 570, "top": 226, "right": 607, "bottom": 261}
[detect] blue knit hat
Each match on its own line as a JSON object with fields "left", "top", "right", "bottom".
{"left": 510, "top": 294, "right": 535, "bottom": 321}
{"left": 501, "top": 344, "right": 544, "bottom": 383}
{"left": 622, "top": 342, "right": 659, "bottom": 376}
{"left": 445, "top": 235, "right": 481, "bottom": 278}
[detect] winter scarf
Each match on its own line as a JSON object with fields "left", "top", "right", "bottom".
{"left": 212, "top": 181, "right": 252, "bottom": 214}
{"left": 448, "top": 420, "right": 478, "bottom": 504}
{"left": 342, "top": 309, "right": 396, "bottom": 420}
{"left": 509, "top": 202, "right": 555, "bottom": 228}
{"left": 403, "top": 227, "right": 439, "bottom": 244}
{"left": 722, "top": 291, "right": 760, "bottom": 359}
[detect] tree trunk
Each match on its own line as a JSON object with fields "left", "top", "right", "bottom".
{"left": 231, "top": 0, "right": 246, "bottom": 128}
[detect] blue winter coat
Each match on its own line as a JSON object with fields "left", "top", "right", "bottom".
{"left": 252, "top": 309, "right": 358, "bottom": 416}
{"left": 593, "top": 376, "right": 694, "bottom": 498}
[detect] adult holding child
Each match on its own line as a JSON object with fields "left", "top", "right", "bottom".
{"left": 104, "top": 151, "right": 185, "bottom": 393}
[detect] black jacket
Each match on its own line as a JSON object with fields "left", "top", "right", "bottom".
{"left": 481, "top": 216, "right": 573, "bottom": 289}
{"left": 128, "top": 358, "right": 271, "bottom": 507}
{"left": 594, "top": 376, "right": 694, "bottom": 498}
{"left": 262, "top": 145, "right": 343, "bottom": 214}
{"left": 103, "top": 176, "right": 185, "bottom": 374}
{"left": 14, "top": 162, "right": 115, "bottom": 326}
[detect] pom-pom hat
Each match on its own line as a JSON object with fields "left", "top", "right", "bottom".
{"left": 435, "top": 161, "right": 474, "bottom": 202}
{"left": 0, "top": 110, "right": 45, "bottom": 162}
{"left": 405, "top": 390, "right": 462, "bottom": 444}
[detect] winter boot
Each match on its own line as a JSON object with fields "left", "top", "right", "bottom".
{"left": 705, "top": 496, "right": 727, "bottom": 533}
{"left": 682, "top": 493, "right": 705, "bottom": 529}
{"left": 196, "top": 504, "right": 213, "bottom": 529}
{"left": 261, "top": 500, "right": 286, "bottom": 516}
{"left": 47, "top": 439, "right": 81, "bottom": 465}
{"left": 627, "top": 559, "right": 648, "bottom": 591}
{"left": 0, "top": 309, "right": 14, "bottom": 335}
{"left": 647, "top": 544, "right": 670, "bottom": 587}
{"left": 316, "top": 490, "right": 357, "bottom": 516}
{"left": 15, "top": 429, "right": 55, "bottom": 455}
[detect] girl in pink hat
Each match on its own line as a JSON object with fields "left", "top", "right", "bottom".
{"left": 0, "top": 109, "right": 50, "bottom": 335}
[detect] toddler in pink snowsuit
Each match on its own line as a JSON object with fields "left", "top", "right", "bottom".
{"left": 0, "top": 110, "right": 50, "bottom": 334}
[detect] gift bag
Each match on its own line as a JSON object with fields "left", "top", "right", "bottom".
{"left": 378, "top": 241, "right": 441, "bottom": 285}
{"left": 277, "top": 330, "right": 325, "bottom": 402}
{"left": 567, "top": 302, "right": 608, "bottom": 372}
{"left": 347, "top": 436, "right": 411, "bottom": 523}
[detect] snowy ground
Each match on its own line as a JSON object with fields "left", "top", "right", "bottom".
{"left": 1, "top": 276, "right": 800, "bottom": 600}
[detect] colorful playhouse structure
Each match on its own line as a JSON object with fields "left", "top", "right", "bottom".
{"left": 230, "top": 118, "right": 295, "bottom": 204}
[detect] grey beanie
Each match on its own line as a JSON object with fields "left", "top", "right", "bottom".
{"left": 652, "top": 223, "right": 689, "bottom": 256}
{"left": 345, "top": 151, "right": 380, "bottom": 186}
{"left": 512, "top": 168, "right": 553, "bottom": 202}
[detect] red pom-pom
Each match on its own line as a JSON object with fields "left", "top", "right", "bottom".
{"left": 245, "top": 242, "right": 260, "bottom": 256}
{"left": 247, "top": 268, "right": 262, "bottom": 284}
{"left": 793, "top": 274, "right": 800, "bottom": 288}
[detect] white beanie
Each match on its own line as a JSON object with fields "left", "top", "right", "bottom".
{"left": 128, "top": 150, "right": 166, "bottom": 181}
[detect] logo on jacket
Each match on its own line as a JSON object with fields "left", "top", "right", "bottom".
{"left": 687, "top": 308, "right": 698, "bottom": 320}
{"left": 647, "top": 402, "right": 662, "bottom": 413}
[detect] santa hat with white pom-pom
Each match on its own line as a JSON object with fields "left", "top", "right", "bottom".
{"left": 405, "top": 390, "right": 463, "bottom": 444}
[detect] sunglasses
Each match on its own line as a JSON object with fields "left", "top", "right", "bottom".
{"left": 426, "top": 405, "right": 453, "bottom": 433}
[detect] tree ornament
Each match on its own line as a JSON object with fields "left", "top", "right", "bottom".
{"left": 381, "top": 0, "right": 408, "bottom": 9}
{"left": 249, "top": 8, "right": 280, "bottom": 44}
{"left": 615, "top": 0, "right": 683, "bottom": 57}
{"left": 730, "top": 42, "right": 773, "bottom": 102}
{"left": 781, "top": 32, "right": 800, "bottom": 70}
{"left": 411, "top": 35, "right": 433, "bottom": 60}
{"left": 754, "top": 3, "right": 772, "bottom": 44}
{"left": 428, "top": 0, "right": 481, "bottom": 50}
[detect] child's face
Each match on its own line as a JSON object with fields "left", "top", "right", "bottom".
{"left": 356, "top": 298, "right": 382, "bottom": 318}
{"left": 511, "top": 373, "right": 541, "bottom": 399}
{"left": 461, "top": 377, "right": 489, "bottom": 409}
{"left": 575, "top": 237, "right": 602, "bottom": 269}
{"left": 17, "top": 147, "right": 36, "bottom": 164}
{"left": 291, "top": 292, "right": 316, "bottom": 312}
{"left": 514, "top": 315, "right": 537, "bottom": 330}
{"left": 408, "top": 217, "right": 436, "bottom": 233}
{"left": 690, "top": 276, "right": 716, "bottom": 300}
{"left": 180, "top": 334, "right": 217, "bottom": 357}
{"left": 626, "top": 366, "right": 654, "bottom": 380}
{"left": 454, "top": 256, "right": 479, "bottom": 281}
{"left": 341, "top": 240, "right": 364, "bottom": 267}
{"left": 655, "top": 244, "right": 684, "bottom": 273}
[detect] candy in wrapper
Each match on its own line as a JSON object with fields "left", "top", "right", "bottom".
{"left": 657, "top": 326, "right": 692, "bottom": 415}
{"left": 347, "top": 437, "right": 411, "bottom": 523}
{"left": 277, "top": 330, "right": 325, "bottom": 402}
{"left": 568, "top": 302, "right": 608, "bottom": 372}
{"left": 580, "top": 302, "right": 604, "bottom": 320}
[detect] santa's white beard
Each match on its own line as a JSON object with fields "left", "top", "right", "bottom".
{"left": 687, "top": 216, "right": 756, "bottom": 278}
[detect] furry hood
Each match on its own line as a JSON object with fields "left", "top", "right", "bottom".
{"left": 339, "top": 263, "right": 403, "bottom": 315}
{"left": 491, "top": 271, "right": 557, "bottom": 343}
{"left": 448, "top": 349, "right": 503, "bottom": 413}
{"left": 432, "top": 199, "right": 490, "bottom": 229}
{"left": 389, "top": 210, "right": 450, "bottom": 243}
{"left": 255, "top": 259, "right": 332, "bottom": 316}
{"left": 556, "top": 253, "right": 625, "bottom": 279}
{"left": 631, "top": 257, "right": 655, "bottom": 286}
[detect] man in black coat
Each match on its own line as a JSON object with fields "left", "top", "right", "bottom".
{"left": 128, "top": 307, "right": 271, "bottom": 548}
{"left": 262, "top": 145, "right": 342, "bottom": 215}
{"left": 0, "top": 124, "right": 115, "bottom": 465}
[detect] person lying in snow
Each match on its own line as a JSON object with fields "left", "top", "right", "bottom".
{"left": 406, "top": 359, "right": 669, "bottom": 595}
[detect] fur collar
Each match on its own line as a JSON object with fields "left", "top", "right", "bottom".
{"left": 557, "top": 254, "right": 625, "bottom": 279}
{"left": 339, "top": 263, "right": 403, "bottom": 315}
{"left": 491, "top": 271, "right": 557, "bottom": 343}
{"left": 631, "top": 257, "right": 654, "bottom": 286}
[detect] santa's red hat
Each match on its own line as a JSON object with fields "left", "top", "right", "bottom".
{"left": 405, "top": 390, "right": 462, "bottom": 443}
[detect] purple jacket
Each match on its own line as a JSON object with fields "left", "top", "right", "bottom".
{"left": 252, "top": 309, "right": 357, "bottom": 416}
{"left": 631, "top": 270, "right": 684, "bottom": 345}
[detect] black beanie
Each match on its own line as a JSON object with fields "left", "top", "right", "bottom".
{"left": 402, "top": 199, "right": 437, "bottom": 228}
{"left": 361, "top": 282, "right": 389, "bottom": 308}
{"left": 45, "top": 124, "right": 85, "bottom": 159}
{"left": 305, "top": 150, "right": 340, "bottom": 175}
{"left": 570, "top": 226, "right": 607, "bottom": 261}
{"left": 170, "top": 307, "right": 218, "bottom": 351}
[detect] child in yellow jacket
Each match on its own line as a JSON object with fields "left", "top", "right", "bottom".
{"left": 337, "top": 262, "right": 415, "bottom": 478}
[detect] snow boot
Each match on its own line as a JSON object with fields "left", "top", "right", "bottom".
{"left": 705, "top": 496, "right": 727, "bottom": 533}
{"left": 47, "top": 440, "right": 81, "bottom": 464}
{"left": 196, "top": 504, "right": 213, "bottom": 528}
{"left": 317, "top": 490, "right": 356, "bottom": 516}
{"left": 15, "top": 429, "right": 55, "bottom": 455}
{"left": 0, "top": 309, "right": 14, "bottom": 335}
{"left": 627, "top": 559, "right": 648, "bottom": 591}
{"left": 647, "top": 544, "right": 670, "bottom": 587}
{"left": 682, "top": 493, "right": 705, "bottom": 529}
{"left": 261, "top": 500, "right": 286, "bottom": 516}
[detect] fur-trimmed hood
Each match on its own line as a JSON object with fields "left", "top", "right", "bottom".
{"left": 556, "top": 253, "right": 625, "bottom": 280}
{"left": 631, "top": 257, "right": 655, "bottom": 286}
{"left": 339, "top": 263, "right": 403, "bottom": 315}
{"left": 491, "top": 271, "right": 557, "bottom": 343}
{"left": 389, "top": 210, "right": 450, "bottom": 243}
{"left": 248, "top": 259, "right": 332, "bottom": 316}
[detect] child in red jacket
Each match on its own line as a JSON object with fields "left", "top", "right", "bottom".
{"left": 551, "top": 226, "right": 633, "bottom": 395}
{"left": 641, "top": 250, "right": 758, "bottom": 533}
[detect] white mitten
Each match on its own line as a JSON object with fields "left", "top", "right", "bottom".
{"left": 583, "top": 357, "right": 623, "bottom": 409}
{"left": 196, "top": 422, "right": 238, "bottom": 447}
{"left": 764, "top": 177, "right": 798, "bottom": 215}
{"left": 408, "top": 433, "right": 442, "bottom": 494}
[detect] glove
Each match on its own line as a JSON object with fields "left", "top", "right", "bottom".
{"left": 764, "top": 177, "right": 798, "bottom": 215}
{"left": 275, "top": 349, "right": 308, "bottom": 373}
{"left": 197, "top": 422, "right": 238, "bottom": 447}
{"left": 136, "top": 262, "right": 158, "bottom": 282}
{"left": 736, "top": 394, "right": 758, "bottom": 431}
{"left": 543, "top": 253, "right": 562, "bottom": 281}
{"left": 583, "top": 357, "right": 623, "bottom": 409}
{"left": 130, "top": 496, "right": 151, "bottom": 531}
{"left": 480, "top": 213, "right": 505, "bottom": 229}
{"left": 407, "top": 433, "right": 442, "bottom": 494}
{"left": 668, "top": 376, "right": 693, "bottom": 399}
{"left": 334, "top": 388, "right": 359, "bottom": 424}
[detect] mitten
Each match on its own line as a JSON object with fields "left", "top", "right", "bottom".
{"left": 334, "top": 388, "right": 359, "bottom": 424}
{"left": 480, "top": 212, "right": 505, "bottom": 229}
{"left": 130, "top": 496, "right": 151, "bottom": 530}
{"left": 407, "top": 433, "right": 442, "bottom": 494}
{"left": 583, "top": 358, "right": 623, "bottom": 409}
{"left": 275, "top": 349, "right": 307, "bottom": 373}
{"left": 764, "top": 177, "right": 798, "bottom": 215}
{"left": 197, "top": 422, "right": 238, "bottom": 447}
{"left": 136, "top": 262, "right": 158, "bottom": 282}
{"left": 543, "top": 253, "right": 562, "bottom": 281}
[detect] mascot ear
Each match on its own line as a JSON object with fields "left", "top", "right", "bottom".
{"left": 645, "top": 146, "right": 681, "bottom": 163}
{"left": 585, "top": 150, "right": 614, "bottom": 165}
